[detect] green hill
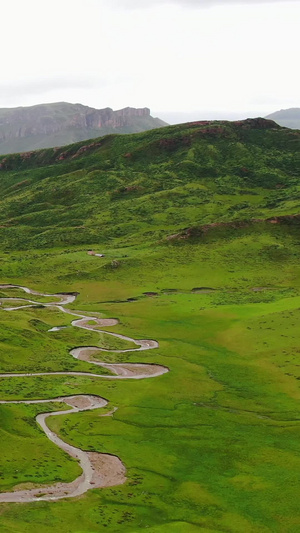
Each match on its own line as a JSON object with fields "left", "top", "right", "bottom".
{"left": 0, "top": 101, "right": 167, "bottom": 155}
{"left": 0, "top": 117, "right": 299, "bottom": 250}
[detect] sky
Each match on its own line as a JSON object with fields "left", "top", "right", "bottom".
{"left": 1, "top": 0, "right": 299, "bottom": 123}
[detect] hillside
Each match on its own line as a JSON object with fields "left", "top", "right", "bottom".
{"left": 0, "top": 117, "right": 299, "bottom": 250}
{"left": 266, "top": 107, "right": 300, "bottom": 129}
{"left": 0, "top": 102, "right": 167, "bottom": 154}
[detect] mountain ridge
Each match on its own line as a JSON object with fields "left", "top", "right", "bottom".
{"left": 265, "top": 107, "right": 300, "bottom": 129}
{"left": 0, "top": 101, "right": 167, "bottom": 154}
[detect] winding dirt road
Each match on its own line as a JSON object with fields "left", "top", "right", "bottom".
{"left": 0, "top": 285, "right": 168, "bottom": 503}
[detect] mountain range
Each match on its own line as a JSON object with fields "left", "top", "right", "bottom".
{"left": 0, "top": 102, "right": 167, "bottom": 155}
{"left": 1, "top": 101, "right": 300, "bottom": 157}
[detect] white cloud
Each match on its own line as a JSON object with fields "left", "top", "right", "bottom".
{"left": 0, "top": 0, "right": 299, "bottom": 119}
{"left": 109, "top": 0, "right": 300, "bottom": 8}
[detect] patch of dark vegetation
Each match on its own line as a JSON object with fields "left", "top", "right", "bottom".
{"left": 29, "top": 319, "right": 49, "bottom": 332}
{"left": 59, "top": 291, "right": 80, "bottom": 297}
{"left": 162, "top": 289, "right": 179, "bottom": 293}
{"left": 191, "top": 287, "right": 216, "bottom": 293}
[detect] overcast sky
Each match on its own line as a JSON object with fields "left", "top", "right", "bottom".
{"left": 1, "top": 0, "right": 299, "bottom": 122}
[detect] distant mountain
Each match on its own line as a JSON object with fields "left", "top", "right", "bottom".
{"left": 265, "top": 108, "right": 300, "bottom": 129}
{"left": 0, "top": 102, "right": 167, "bottom": 154}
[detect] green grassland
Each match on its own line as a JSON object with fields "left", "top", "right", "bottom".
{"left": 0, "top": 220, "right": 300, "bottom": 532}
{"left": 0, "top": 120, "right": 300, "bottom": 532}
{"left": 0, "top": 402, "right": 82, "bottom": 493}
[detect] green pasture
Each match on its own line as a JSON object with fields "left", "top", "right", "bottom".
{"left": 0, "top": 223, "right": 299, "bottom": 532}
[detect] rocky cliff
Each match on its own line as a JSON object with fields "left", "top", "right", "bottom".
{"left": 0, "top": 102, "right": 167, "bottom": 154}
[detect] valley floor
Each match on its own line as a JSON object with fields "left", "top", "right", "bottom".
{"left": 0, "top": 226, "right": 300, "bottom": 532}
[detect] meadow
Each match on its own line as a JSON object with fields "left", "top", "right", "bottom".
{"left": 0, "top": 220, "right": 300, "bottom": 531}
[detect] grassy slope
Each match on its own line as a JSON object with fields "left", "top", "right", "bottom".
{"left": 0, "top": 120, "right": 300, "bottom": 531}
{"left": 0, "top": 119, "right": 299, "bottom": 249}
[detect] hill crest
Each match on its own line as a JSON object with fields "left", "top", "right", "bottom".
{"left": 0, "top": 116, "right": 299, "bottom": 251}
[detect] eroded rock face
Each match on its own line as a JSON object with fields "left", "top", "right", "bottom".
{"left": 0, "top": 102, "right": 165, "bottom": 154}
{"left": 0, "top": 104, "right": 152, "bottom": 139}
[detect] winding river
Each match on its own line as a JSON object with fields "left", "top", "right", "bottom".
{"left": 0, "top": 285, "right": 168, "bottom": 503}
